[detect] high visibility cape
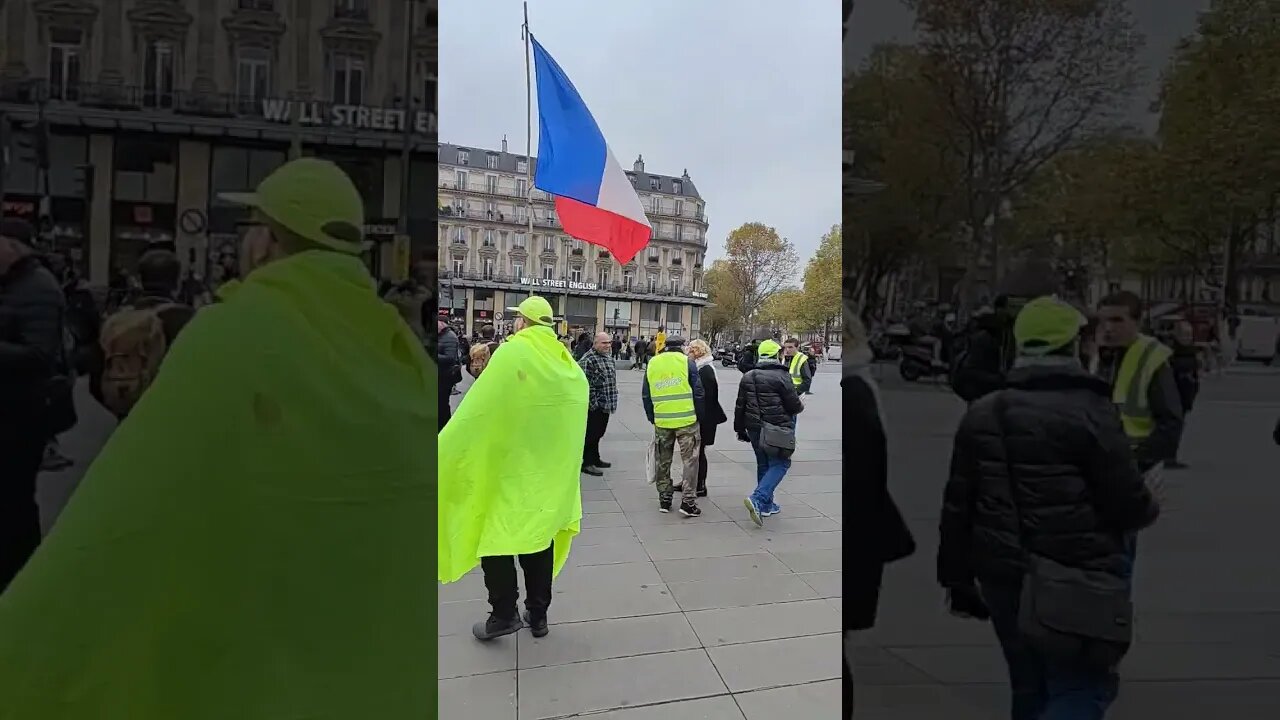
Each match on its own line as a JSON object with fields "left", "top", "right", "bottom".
{"left": 0, "top": 252, "right": 437, "bottom": 719}
{"left": 438, "top": 324, "right": 587, "bottom": 584}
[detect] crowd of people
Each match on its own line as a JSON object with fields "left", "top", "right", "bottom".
{"left": 847, "top": 288, "right": 1267, "bottom": 719}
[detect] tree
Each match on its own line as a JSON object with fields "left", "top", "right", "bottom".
{"left": 703, "top": 260, "right": 743, "bottom": 340}
{"left": 801, "top": 225, "right": 842, "bottom": 340}
{"left": 905, "top": 0, "right": 1142, "bottom": 288}
{"left": 717, "top": 223, "right": 800, "bottom": 331}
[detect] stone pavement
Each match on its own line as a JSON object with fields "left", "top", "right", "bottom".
{"left": 441, "top": 359, "right": 843, "bottom": 719}
{"left": 856, "top": 368, "right": 1280, "bottom": 719}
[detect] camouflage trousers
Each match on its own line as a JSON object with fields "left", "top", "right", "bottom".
{"left": 654, "top": 423, "right": 701, "bottom": 502}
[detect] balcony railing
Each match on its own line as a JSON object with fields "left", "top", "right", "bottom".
{"left": 438, "top": 270, "right": 707, "bottom": 300}
{"left": 237, "top": 0, "right": 276, "bottom": 10}
{"left": 333, "top": 3, "right": 371, "bottom": 21}
{"left": 438, "top": 180, "right": 553, "bottom": 202}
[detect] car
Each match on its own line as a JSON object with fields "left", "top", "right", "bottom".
{"left": 826, "top": 344, "right": 842, "bottom": 361}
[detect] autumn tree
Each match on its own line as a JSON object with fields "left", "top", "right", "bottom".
{"left": 714, "top": 223, "right": 800, "bottom": 331}
{"left": 801, "top": 224, "right": 842, "bottom": 341}
{"left": 703, "top": 260, "right": 743, "bottom": 339}
{"left": 905, "top": 0, "right": 1142, "bottom": 289}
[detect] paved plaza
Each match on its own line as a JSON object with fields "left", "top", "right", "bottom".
{"left": 440, "top": 360, "right": 843, "bottom": 719}
{"left": 856, "top": 365, "right": 1280, "bottom": 719}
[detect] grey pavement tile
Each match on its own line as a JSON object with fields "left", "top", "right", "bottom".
{"left": 886, "top": 644, "right": 1018, "bottom": 684}
{"left": 580, "top": 477, "right": 611, "bottom": 492}
{"left": 633, "top": 519, "right": 754, "bottom": 544}
{"left": 754, "top": 531, "right": 843, "bottom": 553}
{"left": 852, "top": 684, "right": 991, "bottom": 720}
{"left": 668, "top": 575, "right": 820, "bottom": 612}
{"left": 554, "top": 559, "right": 662, "bottom": 589}
{"left": 439, "top": 599, "right": 491, "bottom": 637}
{"left": 625, "top": 504, "right": 735, "bottom": 526}
{"left": 565, "top": 539, "right": 653, "bottom": 567}
{"left": 770, "top": 548, "right": 843, "bottom": 573}
{"left": 706, "top": 633, "right": 841, "bottom": 692}
{"left": 438, "top": 631, "right": 517, "bottom": 679}
{"left": 851, "top": 645, "right": 942, "bottom": 685}
{"left": 655, "top": 552, "right": 794, "bottom": 584}
{"left": 438, "top": 569, "right": 486, "bottom": 603}
{"left": 734, "top": 495, "right": 830, "bottom": 519}
{"left": 778, "top": 475, "right": 844, "bottom": 494}
{"left": 584, "top": 696, "right": 746, "bottom": 719}
{"left": 787, "top": 491, "right": 843, "bottom": 516}
{"left": 583, "top": 499, "right": 625, "bottom": 514}
{"left": 785, "top": 460, "right": 843, "bottom": 476}
{"left": 581, "top": 489, "right": 618, "bottom": 502}
{"left": 438, "top": 670, "right": 517, "bottom": 720}
{"left": 517, "top": 649, "right": 728, "bottom": 719}
{"left": 518, "top": 612, "right": 702, "bottom": 668}
{"left": 684, "top": 598, "right": 841, "bottom": 646}
{"left": 551, "top": 563, "right": 679, "bottom": 623}
{"left": 581, "top": 512, "right": 632, "bottom": 529}
{"left": 645, "top": 537, "right": 776, "bottom": 562}
{"left": 574, "top": 525, "right": 639, "bottom": 546}
{"left": 1108, "top": 680, "right": 1280, "bottom": 719}
{"left": 742, "top": 515, "right": 841, "bottom": 535}
{"left": 1121, "top": 642, "right": 1280, "bottom": 680}
{"left": 797, "top": 570, "right": 842, "bottom": 598}
{"left": 1135, "top": 611, "right": 1280, "bottom": 646}
{"left": 737, "top": 679, "right": 840, "bottom": 720}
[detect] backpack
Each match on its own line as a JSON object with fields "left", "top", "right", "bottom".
{"left": 468, "top": 341, "right": 498, "bottom": 378}
{"left": 98, "top": 303, "right": 178, "bottom": 417}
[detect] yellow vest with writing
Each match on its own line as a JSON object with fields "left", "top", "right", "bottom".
{"left": 646, "top": 352, "right": 697, "bottom": 429}
{"left": 1111, "top": 334, "right": 1173, "bottom": 442}
{"left": 789, "top": 352, "right": 808, "bottom": 387}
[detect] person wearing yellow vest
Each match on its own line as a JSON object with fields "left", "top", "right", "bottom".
{"left": 642, "top": 335, "right": 705, "bottom": 516}
{"left": 783, "top": 337, "right": 814, "bottom": 396}
{"left": 655, "top": 327, "right": 667, "bottom": 353}
{"left": 439, "top": 295, "right": 587, "bottom": 642}
{"left": 1094, "top": 291, "right": 1185, "bottom": 472}
{"left": 0, "top": 158, "right": 437, "bottom": 718}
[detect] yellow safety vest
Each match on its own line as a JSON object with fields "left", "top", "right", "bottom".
{"left": 1111, "top": 334, "right": 1173, "bottom": 442}
{"left": 646, "top": 351, "right": 697, "bottom": 429}
{"left": 789, "top": 352, "right": 808, "bottom": 387}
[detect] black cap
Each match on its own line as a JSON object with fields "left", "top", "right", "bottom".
{"left": 0, "top": 218, "right": 35, "bottom": 246}
{"left": 665, "top": 335, "right": 687, "bottom": 348}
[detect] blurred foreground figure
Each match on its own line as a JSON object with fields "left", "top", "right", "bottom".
{"left": 0, "top": 159, "right": 436, "bottom": 719}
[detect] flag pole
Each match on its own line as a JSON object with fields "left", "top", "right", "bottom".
{"left": 522, "top": 4, "right": 537, "bottom": 301}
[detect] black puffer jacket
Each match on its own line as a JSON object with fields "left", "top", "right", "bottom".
{"left": 734, "top": 358, "right": 804, "bottom": 433}
{"left": 937, "top": 361, "right": 1159, "bottom": 587}
{"left": 0, "top": 255, "right": 66, "bottom": 424}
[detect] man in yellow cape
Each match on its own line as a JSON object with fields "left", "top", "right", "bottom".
{"left": 0, "top": 159, "right": 437, "bottom": 719}
{"left": 439, "top": 295, "right": 586, "bottom": 641}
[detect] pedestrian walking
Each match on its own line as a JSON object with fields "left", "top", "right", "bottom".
{"left": 579, "top": 332, "right": 619, "bottom": 476}
{"left": 634, "top": 336, "right": 648, "bottom": 370}
{"left": 938, "top": 296, "right": 1161, "bottom": 720}
{"left": 0, "top": 158, "right": 437, "bottom": 717}
{"left": 437, "top": 318, "right": 463, "bottom": 430}
{"left": 439, "top": 295, "right": 587, "bottom": 641}
{"left": 736, "top": 339, "right": 804, "bottom": 526}
{"left": 783, "top": 336, "right": 814, "bottom": 397}
{"left": 0, "top": 218, "right": 72, "bottom": 593}
{"left": 642, "top": 335, "right": 704, "bottom": 516}
{"left": 1166, "top": 320, "right": 1200, "bottom": 469}
{"left": 612, "top": 334, "right": 622, "bottom": 360}
{"left": 676, "top": 339, "right": 726, "bottom": 497}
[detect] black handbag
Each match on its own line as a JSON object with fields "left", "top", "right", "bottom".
{"left": 992, "top": 394, "right": 1133, "bottom": 671}
{"left": 759, "top": 420, "right": 795, "bottom": 458}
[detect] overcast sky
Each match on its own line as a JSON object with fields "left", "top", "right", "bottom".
{"left": 844, "top": 0, "right": 1211, "bottom": 132}
{"left": 441, "top": 0, "right": 841, "bottom": 269}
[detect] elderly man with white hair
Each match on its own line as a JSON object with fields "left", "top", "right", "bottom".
{"left": 579, "top": 331, "right": 619, "bottom": 476}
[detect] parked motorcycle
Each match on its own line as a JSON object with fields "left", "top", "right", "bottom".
{"left": 721, "top": 350, "right": 738, "bottom": 367}
{"left": 899, "top": 337, "right": 949, "bottom": 382}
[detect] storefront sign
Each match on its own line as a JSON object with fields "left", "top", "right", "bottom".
{"left": 691, "top": 291, "right": 708, "bottom": 299}
{"left": 261, "top": 99, "right": 437, "bottom": 135}
{"left": 519, "top": 277, "right": 599, "bottom": 292}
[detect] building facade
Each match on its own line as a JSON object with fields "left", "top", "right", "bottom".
{"left": 0, "top": 0, "right": 436, "bottom": 285}
{"left": 438, "top": 141, "right": 711, "bottom": 338}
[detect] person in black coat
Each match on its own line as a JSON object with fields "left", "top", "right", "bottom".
{"left": 843, "top": 314, "right": 915, "bottom": 716}
{"left": 677, "top": 340, "right": 728, "bottom": 497}
{"left": 938, "top": 296, "right": 1160, "bottom": 719}
{"left": 734, "top": 339, "right": 804, "bottom": 524}
{"left": 1166, "top": 321, "right": 1200, "bottom": 469}
{"left": 436, "top": 319, "right": 463, "bottom": 431}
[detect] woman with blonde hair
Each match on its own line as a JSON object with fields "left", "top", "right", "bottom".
{"left": 677, "top": 339, "right": 727, "bottom": 497}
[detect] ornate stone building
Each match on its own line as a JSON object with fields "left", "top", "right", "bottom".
{"left": 0, "top": 0, "right": 436, "bottom": 284}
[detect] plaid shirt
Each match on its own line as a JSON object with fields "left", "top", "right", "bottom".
{"left": 578, "top": 348, "right": 619, "bottom": 413}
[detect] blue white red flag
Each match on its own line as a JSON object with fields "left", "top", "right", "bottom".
{"left": 530, "top": 36, "right": 652, "bottom": 265}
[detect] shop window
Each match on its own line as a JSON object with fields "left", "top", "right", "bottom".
{"left": 114, "top": 137, "right": 177, "bottom": 203}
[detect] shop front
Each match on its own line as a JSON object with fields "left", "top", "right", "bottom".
{"left": 564, "top": 295, "right": 598, "bottom": 337}
{"left": 604, "top": 300, "right": 632, "bottom": 338}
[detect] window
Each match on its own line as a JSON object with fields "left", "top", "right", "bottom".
{"left": 512, "top": 233, "right": 526, "bottom": 248}
{"left": 334, "top": 0, "right": 370, "bottom": 21}
{"left": 650, "top": 195, "right": 662, "bottom": 214}
{"left": 648, "top": 274, "right": 658, "bottom": 292}
{"left": 675, "top": 225, "right": 683, "bottom": 242}
{"left": 649, "top": 177, "right": 659, "bottom": 190}
{"left": 457, "top": 149, "right": 470, "bottom": 166}
{"left": 673, "top": 180, "right": 682, "bottom": 195}
{"left": 235, "top": 47, "right": 271, "bottom": 113}
{"left": 623, "top": 272, "right": 634, "bottom": 290}
{"left": 452, "top": 257, "right": 464, "bottom": 274}
{"left": 483, "top": 258, "right": 495, "bottom": 280}
{"left": 418, "top": 61, "right": 436, "bottom": 110}
{"left": 543, "top": 236, "right": 554, "bottom": 253}
{"left": 542, "top": 264, "right": 554, "bottom": 280}
{"left": 512, "top": 261, "right": 524, "bottom": 278}
{"left": 667, "top": 304, "right": 682, "bottom": 323}
{"left": 451, "top": 227, "right": 464, "bottom": 243}
{"left": 516, "top": 178, "right": 527, "bottom": 198}
{"left": 483, "top": 229, "right": 495, "bottom": 246}
{"left": 515, "top": 206, "right": 526, "bottom": 223}
{"left": 516, "top": 159, "right": 528, "bottom": 174}
{"left": 486, "top": 155, "right": 499, "bottom": 169}
{"left": 695, "top": 202, "right": 704, "bottom": 219}
{"left": 648, "top": 247, "right": 660, "bottom": 263}
{"left": 598, "top": 268, "right": 609, "bottom": 287}
{"left": 674, "top": 199, "right": 684, "bottom": 216}
{"left": 114, "top": 137, "right": 177, "bottom": 203}
{"left": 485, "top": 202, "right": 495, "bottom": 218}
{"left": 570, "top": 267, "right": 582, "bottom": 283}
{"left": 48, "top": 28, "right": 82, "bottom": 101}
{"left": 142, "top": 39, "right": 176, "bottom": 108}
{"left": 329, "top": 52, "right": 365, "bottom": 105}
{"left": 548, "top": 208, "right": 557, "bottom": 225}
{"left": 455, "top": 170, "right": 468, "bottom": 191}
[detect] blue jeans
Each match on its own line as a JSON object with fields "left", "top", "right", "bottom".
{"left": 980, "top": 581, "right": 1119, "bottom": 720}
{"left": 747, "top": 429, "right": 790, "bottom": 507}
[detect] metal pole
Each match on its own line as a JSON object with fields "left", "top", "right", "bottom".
{"left": 523, "top": 2, "right": 535, "bottom": 257}
{"left": 398, "top": 0, "right": 417, "bottom": 237}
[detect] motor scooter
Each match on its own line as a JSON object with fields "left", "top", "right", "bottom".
{"left": 898, "top": 336, "right": 948, "bottom": 381}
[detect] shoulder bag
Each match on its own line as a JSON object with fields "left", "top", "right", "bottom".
{"left": 992, "top": 393, "right": 1133, "bottom": 671}
{"left": 759, "top": 420, "right": 796, "bottom": 459}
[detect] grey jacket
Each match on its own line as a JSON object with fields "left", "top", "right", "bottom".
{"left": 0, "top": 256, "right": 66, "bottom": 421}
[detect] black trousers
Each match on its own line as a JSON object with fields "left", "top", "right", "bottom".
{"left": 583, "top": 408, "right": 610, "bottom": 466}
{"left": 438, "top": 384, "right": 452, "bottom": 432}
{"left": 0, "top": 432, "right": 45, "bottom": 594}
{"left": 696, "top": 443, "right": 709, "bottom": 493}
{"left": 480, "top": 543, "right": 554, "bottom": 621}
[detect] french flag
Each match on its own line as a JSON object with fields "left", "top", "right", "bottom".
{"left": 530, "top": 36, "right": 652, "bottom": 265}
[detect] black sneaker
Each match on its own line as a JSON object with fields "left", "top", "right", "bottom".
{"left": 595, "top": 460, "right": 613, "bottom": 468}
{"left": 696, "top": 488, "right": 708, "bottom": 498}
{"left": 472, "top": 614, "right": 522, "bottom": 641}
{"left": 678, "top": 502, "right": 702, "bottom": 517}
{"left": 522, "top": 611, "right": 549, "bottom": 638}
{"left": 581, "top": 465, "right": 604, "bottom": 476}
{"left": 659, "top": 498, "right": 672, "bottom": 513}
